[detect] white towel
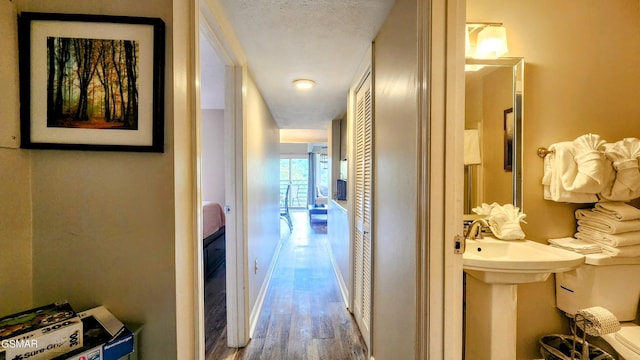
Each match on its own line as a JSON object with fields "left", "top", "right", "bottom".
{"left": 575, "top": 209, "right": 640, "bottom": 234}
{"left": 576, "top": 233, "right": 640, "bottom": 257}
{"left": 542, "top": 141, "right": 599, "bottom": 203}
{"left": 600, "top": 138, "right": 640, "bottom": 201}
{"left": 564, "top": 134, "right": 611, "bottom": 193}
{"left": 548, "top": 237, "right": 601, "bottom": 254}
{"left": 594, "top": 201, "right": 640, "bottom": 221}
{"left": 577, "top": 226, "right": 640, "bottom": 247}
{"left": 471, "top": 202, "right": 527, "bottom": 240}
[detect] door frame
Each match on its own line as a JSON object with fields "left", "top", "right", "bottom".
{"left": 416, "top": 0, "right": 465, "bottom": 359}
{"left": 199, "top": 0, "right": 250, "bottom": 349}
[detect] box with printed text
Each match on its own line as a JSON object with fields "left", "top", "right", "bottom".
{"left": 52, "top": 306, "right": 134, "bottom": 360}
{"left": 0, "top": 301, "right": 83, "bottom": 360}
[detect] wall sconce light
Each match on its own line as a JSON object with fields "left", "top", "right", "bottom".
{"left": 466, "top": 22, "right": 509, "bottom": 59}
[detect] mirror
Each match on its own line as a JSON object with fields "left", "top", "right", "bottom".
{"left": 464, "top": 57, "right": 524, "bottom": 215}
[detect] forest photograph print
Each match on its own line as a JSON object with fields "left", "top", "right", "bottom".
{"left": 47, "top": 36, "right": 140, "bottom": 131}
{"left": 19, "top": 13, "right": 165, "bottom": 152}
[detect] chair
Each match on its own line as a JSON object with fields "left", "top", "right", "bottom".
{"left": 280, "top": 184, "right": 293, "bottom": 231}
{"left": 289, "top": 184, "right": 301, "bottom": 207}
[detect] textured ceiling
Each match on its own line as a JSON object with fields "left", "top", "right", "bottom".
{"left": 213, "top": 0, "right": 395, "bottom": 129}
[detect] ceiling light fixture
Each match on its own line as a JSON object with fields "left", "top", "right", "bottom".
{"left": 293, "top": 79, "right": 315, "bottom": 90}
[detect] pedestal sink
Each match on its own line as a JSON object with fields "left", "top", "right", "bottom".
{"left": 463, "top": 237, "right": 584, "bottom": 360}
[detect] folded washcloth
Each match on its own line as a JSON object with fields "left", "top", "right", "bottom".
{"left": 576, "top": 233, "right": 640, "bottom": 257}
{"left": 542, "top": 142, "right": 599, "bottom": 203}
{"left": 548, "top": 236, "right": 601, "bottom": 253}
{"left": 548, "top": 237, "right": 601, "bottom": 254}
{"left": 577, "top": 226, "right": 640, "bottom": 247}
{"left": 594, "top": 201, "right": 640, "bottom": 221}
{"left": 600, "top": 138, "right": 640, "bottom": 201}
{"left": 576, "top": 209, "right": 640, "bottom": 234}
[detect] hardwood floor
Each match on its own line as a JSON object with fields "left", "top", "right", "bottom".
{"left": 205, "top": 210, "right": 368, "bottom": 360}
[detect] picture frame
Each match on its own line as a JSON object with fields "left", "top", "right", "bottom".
{"left": 18, "top": 12, "right": 165, "bottom": 152}
{"left": 504, "top": 107, "right": 514, "bottom": 171}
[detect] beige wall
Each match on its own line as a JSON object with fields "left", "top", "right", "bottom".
{"left": 0, "top": 150, "right": 32, "bottom": 314}
{"left": 0, "top": 2, "right": 32, "bottom": 315}
{"left": 468, "top": 0, "right": 640, "bottom": 357}
{"left": 243, "top": 70, "right": 281, "bottom": 315}
{"left": 372, "top": 0, "right": 418, "bottom": 358}
{"left": 202, "top": 109, "right": 226, "bottom": 205}
{"left": 11, "top": 0, "right": 178, "bottom": 358}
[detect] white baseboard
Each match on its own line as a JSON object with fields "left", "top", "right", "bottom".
{"left": 325, "top": 240, "right": 349, "bottom": 309}
{"left": 248, "top": 238, "right": 284, "bottom": 336}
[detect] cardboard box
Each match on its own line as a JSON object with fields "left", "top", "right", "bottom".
{"left": 53, "top": 307, "right": 134, "bottom": 360}
{"left": 0, "top": 301, "right": 83, "bottom": 360}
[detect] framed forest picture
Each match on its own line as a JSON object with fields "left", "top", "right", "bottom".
{"left": 18, "top": 12, "right": 165, "bottom": 152}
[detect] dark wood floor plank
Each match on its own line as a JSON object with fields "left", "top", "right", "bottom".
{"left": 206, "top": 210, "right": 368, "bottom": 360}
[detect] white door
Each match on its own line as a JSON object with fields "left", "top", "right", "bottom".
{"left": 353, "top": 71, "right": 373, "bottom": 350}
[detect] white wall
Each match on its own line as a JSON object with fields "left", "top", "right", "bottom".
{"left": 13, "top": 0, "right": 178, "bottom": 358}
{"left": 468, "top": 0, "right": 640, "bottom": 357}
{"left": 244, "top": 70, "right": 281, "bottom": 316}
{"left": 202, "top": 109, "right": 226, "bottom": 204}
{"left": 371, "top": 0, "right": 419, "bottom": 358}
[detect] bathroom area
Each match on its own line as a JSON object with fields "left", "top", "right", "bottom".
{"left": 463, "top": 0, "right": 640, "bottom": 359}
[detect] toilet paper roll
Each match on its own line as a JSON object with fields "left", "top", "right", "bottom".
{"left": 576, "top": 306, "right": 621, "bottom": 336}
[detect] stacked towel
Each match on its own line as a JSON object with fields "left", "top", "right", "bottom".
{"left": 575, "top": 204, "right": 640, "bottom": 257}
{"left": 548, "top": 237, "right": 601, "bottom": 254}
{"left": 594, "top": 201, "right": 640, "bottom": 220}
{"left": 542, "top": 134, "right": 614, "bottom": 203}
{"left": 575, "top": 208, "right": 640, "bottom": 234}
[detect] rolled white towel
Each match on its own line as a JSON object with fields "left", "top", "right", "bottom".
{"left": 577, "top": 226, "right": 640, "bottom": 247}
{"left": 576, "top": 306, "right": 621, "bottom": 336}
{"left": 594, "top": 201, "right": 640, "bottom": 221}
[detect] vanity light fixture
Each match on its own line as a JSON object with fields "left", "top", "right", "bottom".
{"left": 293, "top": 79, "right": 315, "bottom": 90}
{"left": 466, "top": 22, "right": 509, "bottom": 59}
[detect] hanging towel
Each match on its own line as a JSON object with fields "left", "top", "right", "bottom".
{"left": 600, "top": 138, "right": 640, "bottom": 201}
{"left": 576, "top": 226, "right": 640, "bottom": 247}
{"left": 576, "top": 208, "right": 640, "bottom": 233}
{"left": 548, "top": 237, "right": 601, "bottom": 254}
{"left": 562, "top": 134, "right": 612, "bottom": 194}
{"left": 594, "top": 201, "right": 640, "bottom": 221}
{"left": 576, "top": 233, "right": 640, "bottom": 257}
{"left": 542, "top": 142, "right": 599, "bottom": 203}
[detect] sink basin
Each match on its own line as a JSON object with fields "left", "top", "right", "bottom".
{"left": 463, "top": 236, "right": 585, "bottom": 359}
{"left": 463, "top": 236, "right": 585, "bottom": 284}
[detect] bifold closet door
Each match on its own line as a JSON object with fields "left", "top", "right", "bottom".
{"left": 353, "top": 71, "right": 373, "bottom": 349}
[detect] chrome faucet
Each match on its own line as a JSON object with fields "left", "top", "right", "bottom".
{"left": 464, "top": 218, "right": 490, "bottom": 240}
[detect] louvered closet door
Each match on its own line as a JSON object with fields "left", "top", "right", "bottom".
{"left": 354, "top": 72, "right": 372, "bottom": 348}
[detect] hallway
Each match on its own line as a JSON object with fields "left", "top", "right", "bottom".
{"left": 206, "top": 210, "right": 368, "bottom": 360}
